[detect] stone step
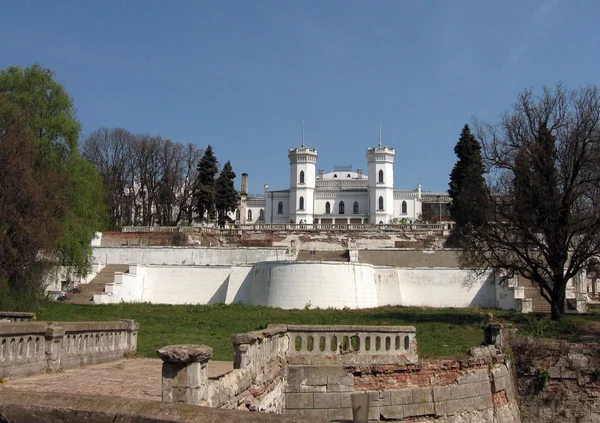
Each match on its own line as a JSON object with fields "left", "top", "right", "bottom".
{"left": 64, "top": 264, "right": 130, "bottom": 305}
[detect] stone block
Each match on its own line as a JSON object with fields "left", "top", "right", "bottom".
{"left": 299, "top": 383, "right": 326, "bottom": 393}
{"left": 404, "top": 401, "right": 434, "bottom": 417}
{"left": 379, "top": 390, "right": 391, "bottom": 406}
{"left": 493, "top": 375, "right": 508, "bottom": 393}
{"left": 412, "top": 387, "right": 433, "bottom": 403}
{"left": 391, "top": 388, "right": 413, "bottom": 405}
{"left": 433, "top": 385, "right": 451, "bottom": 402}
{"left": 286, "top": 393, "right": 313, "bottom": 409}
{"left": 450, "top": 381, "right": 490, "bottom": 399}
{"left": 313, "top": 392, "right": 340, "bottom": 409}
{"left": 299, "top": 409, "right": 329, "bottom": 420}
{"left": 457, "top": 371, "right": 489, "bottom": 385}
{"left": 436, "top": 398, "right": 464, "bottom": 416}
{"left": 380, "top": 405, "right": 404, "bottom": 420}
{"left": 472, "top": 394, "right": 493, "bottom": 410}
{"left": 340, "top": 392, "right": 352, "bottom": 408}
{"left": 369, "top": 403, "right": 380, "bottom": 420}
{"left": 327, "top": 372, "right": 354, "bottom": 392}
{"left": 328, "top": 407, "right": 353, "bottom": 420}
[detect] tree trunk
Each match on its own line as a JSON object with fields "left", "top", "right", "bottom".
{"left": 550, "top": 286, "right": 566, "bottom": 321}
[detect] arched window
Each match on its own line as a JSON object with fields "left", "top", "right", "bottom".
{"left": 277, "top": 202, "right": 283, "bottom": 214}
{"left": 347, "top": 174, "right": 351, "bottom": 178}
{"left": 299, "top": 196, "right": 305, "bottom": 210}
{"left": 235, "top": 210, "right": 240, "bottom": 220}
{"left": 325, "top": 201, "right": 331, "bottom": 214}
{"left": 299, "top": 170, "right": 305, "bottom": 184}
{"left": 378, "top": 169, "right": 384, "bottom": 183}
{"left": 378, "top": 196, "right": 384, "bottom": 210}
{"left": 259, "top": 209, "right": 264, "bottom": 220}
{"left": 401, "top": 201, "right": 407, "bottom": 214}
{"left": 248, "top": 209, "right": 253, "bottom": 220}
{"left": 353, "top": 201, "right": 359, "bottom": 214}
{"left": 339, "top": 201, "right": 345, "bottom": 214}
{"left": 333, "top": 174, "right": 338, "bottom": 178}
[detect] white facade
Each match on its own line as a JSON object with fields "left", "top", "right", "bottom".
{"left": 234, "top": 142, "right": 437, "bottom": 225}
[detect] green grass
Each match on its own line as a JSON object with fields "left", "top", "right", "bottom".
{"left": 33, "top": 302, "right": 599, "bottom": 361}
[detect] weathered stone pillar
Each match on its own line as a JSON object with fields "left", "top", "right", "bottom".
{"left": 121, "top": 319, "right": 140, "bottom": 356}
{"left": 44, "top": 324, "right": 65, "bottom": 373}
{"left": 157, "top": 344, "right": 212, "bottom": 405}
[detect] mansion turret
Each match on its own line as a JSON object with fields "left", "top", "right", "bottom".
{"left": 234, "top": 140, "right": 450, "bottom": 225}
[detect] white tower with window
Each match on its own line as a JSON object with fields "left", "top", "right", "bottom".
{"left": 367, "top": 123, "right": 395, "bottom": 223}
{"left": 288, "top": 126, "right": 318, "bottom": 224}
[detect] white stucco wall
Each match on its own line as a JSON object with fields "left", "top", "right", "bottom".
{"left": 396, "top": 268, "right": 496, "bottom": 308}
{"left": 92, "top": 247, "right": 289, "bottom": 266}
{"left": 249, "top": 261, "right": 379, "bottom": 309}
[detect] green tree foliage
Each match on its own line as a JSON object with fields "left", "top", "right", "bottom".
{"left": 215, "top": 161, "right": 238, "bottom": 221}
{"left": 462, "top": 84, "right": 600, "bottom": 320}
{"left": 446, "top": 124, "right": 488, "bottom": 247}
{"left": 0, "top": 64, "right": 106, "bottom": 292}
{"left": 0, "top": 95, "right": 63, "bottom": 296}
{"left": 193, "top": 145, "right": 218, "bottom": 222}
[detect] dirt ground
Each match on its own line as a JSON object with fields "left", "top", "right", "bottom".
{"left": 0, "top": 358, "right": 233, "bottom": 401}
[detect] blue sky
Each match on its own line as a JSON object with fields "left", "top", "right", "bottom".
{"left": 1, "top": 0, "right": 598, "bottom": 194}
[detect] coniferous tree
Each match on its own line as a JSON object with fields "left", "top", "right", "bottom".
{"left": 446, "top": 124, "right": 488, "bottom": 247}
{"left": 193, "top": 145, "right": 218, "bottom": 222}
{"left": 215, "top": 161, "right": 237, "bottom": 222}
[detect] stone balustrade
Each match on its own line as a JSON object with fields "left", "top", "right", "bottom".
{"left": 0, "top": 312, "right": 36, "bottom": 322}
{"left": 158, "top": 324, "right": 419, "bottom": 410}
{"left": 122, "top": 223, "right": 449, "bottom": 233}
{"left": 286, "top": 325, "right": 418, "bottom": 365}
{"left": 230, "top": 324, "right": 289, "bottom": 374}
{"left": 0, "top": 320, "right": 139, "bottom": 378}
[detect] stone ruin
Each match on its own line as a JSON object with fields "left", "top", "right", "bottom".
{"left": 158, "top": 324, "right": 521, "bottom": 422}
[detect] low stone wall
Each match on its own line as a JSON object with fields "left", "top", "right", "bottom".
{"left": 284, "top": 358, "right": 520, "bottom": 422}
{"left": 0, "top": 320, "right": 139, "bottom": 378}
{"left": 0, "top": 391, "right": 315, "bottom": 423}
{"left": 0, "top": 311, "right": 36, "bottom": 322}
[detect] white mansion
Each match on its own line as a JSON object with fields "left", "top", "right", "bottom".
{"left": 234, "top": 140, "right": 450, "bottom": 225}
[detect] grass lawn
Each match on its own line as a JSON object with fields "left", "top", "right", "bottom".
{"left": 34, "top": 302, "right": 599, "bottom": 361}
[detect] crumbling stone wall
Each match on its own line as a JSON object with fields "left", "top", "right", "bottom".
{"left": 511, "top": 338, "right": 600, "bottom": 423}
{"left": 284, "top": 358, "right": 520, "bottom": 422}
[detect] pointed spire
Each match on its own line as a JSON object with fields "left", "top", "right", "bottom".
{"left": 301, "top": 120, "right": 305, "bottom": 148}
{"left": 378, "top": 119, "right": 382, "bottom": 148}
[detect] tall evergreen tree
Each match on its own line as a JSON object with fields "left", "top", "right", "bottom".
{"left": 447, "top": 124, "right": 488, "bottom": 247}
{"left": 215, "top": 161, "right": 237, "bottom": 221}
{"left": 193, "top": 145, "right": 218, "bottom": 222}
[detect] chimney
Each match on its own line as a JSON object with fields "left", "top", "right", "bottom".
{"left": 241, "top": 173, "right": 248, "bottom": 195}
{"left": 318, "top": 169, "right": 324, "bottom": 180}
{"left": 417, "top": 183, "right": 422, "bottom": 199}
{"left": 357, "top": 169, "right": 363, "bottom": 179}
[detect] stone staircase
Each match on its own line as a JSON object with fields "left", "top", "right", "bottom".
{"left": 295, "top": 250, "right": 349, "bottom": 262}
{"left": 66, "top": 264, "right": 129, "bottom": 305}
{"left": 519, "top": 277, "right": 551, "bottom": 313}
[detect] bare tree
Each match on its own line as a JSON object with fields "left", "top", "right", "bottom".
{"left": 464, "top": 83, "right": 600, "bottom": 320}
{"left": 82, "top": 128, "right": 136, "bottom": 229}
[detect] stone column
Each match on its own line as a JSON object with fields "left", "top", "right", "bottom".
{"left": 157, "top": 344, "right": 212, "bottom": 405}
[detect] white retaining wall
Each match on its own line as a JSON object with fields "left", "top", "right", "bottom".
{"left": 94, "top": 261, "right": 514, "bottom": 310}
{"left": 92, "top": 247, "right": 290, "bottom": 266}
